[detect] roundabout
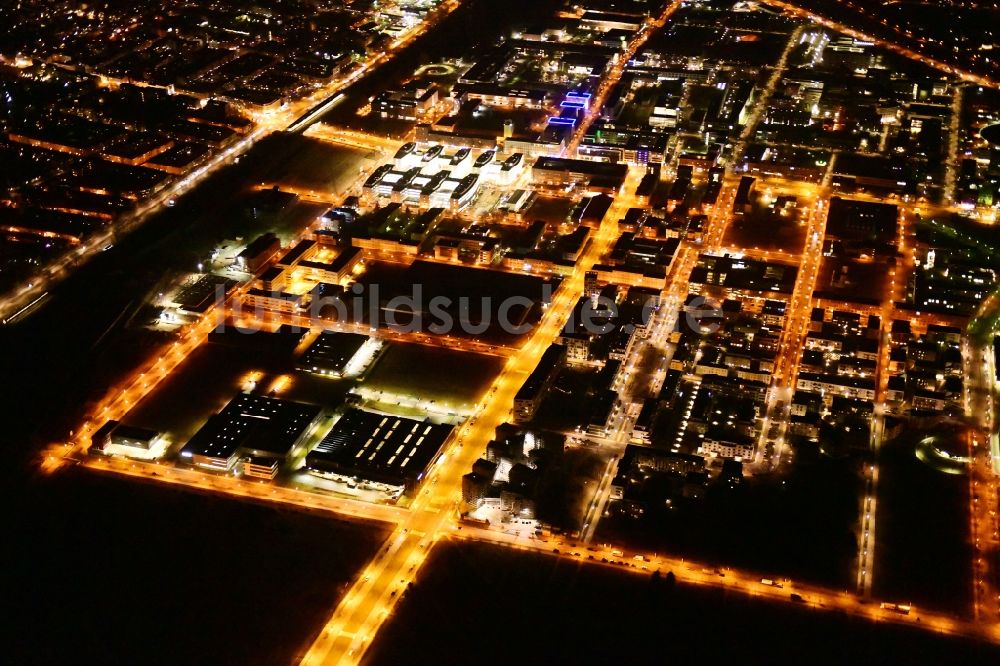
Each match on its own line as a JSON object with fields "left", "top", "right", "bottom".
{"left": 980, "top": 123, "right": 1000, "bottom": 147}
{"left": 413, "top": 62, "right": 458, "bottom": 78}
{"left": 914, "top": 433, "right": 971, "bottom": 475}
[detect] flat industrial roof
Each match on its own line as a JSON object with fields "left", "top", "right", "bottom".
{"left": 306, "top": 409, "right": 453, "bottom": 487}
{"left": 276, "top": 239, "right": 316, "bottom": 267}
{"left": 298, "top": 331, "right": 369, "bottom": 374}
{"left": 532, "top": 156, "right": 629, "bottom": 179}
{"left": 182, "top": 393, "right": 322, "bottom": 462}
{"left": 239, "top": 232, "right": 279, "bottom": 259}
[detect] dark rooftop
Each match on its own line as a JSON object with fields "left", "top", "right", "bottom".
{"left": 306, "top": 409, "right": 453, "bottom": 490}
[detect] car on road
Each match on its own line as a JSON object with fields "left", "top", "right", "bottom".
{"left": 880, "top": 602, "right": 912, "bottom": 615}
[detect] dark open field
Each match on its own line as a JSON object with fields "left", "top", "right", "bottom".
{"left": 366, "top": 541, "right": 1000, "bottom": 666}
{"left": 6, "top": 469, "right": 387, "bottom": 665}
{"left": 874, "top": 428, "right": 974, "bottom": 616}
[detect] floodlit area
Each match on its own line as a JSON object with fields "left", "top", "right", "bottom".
{"left": 357, "top": 343, "right": 505, "bottom": 418}
{"left": 19, "top": 0, "right": 1000, "bottom": 663}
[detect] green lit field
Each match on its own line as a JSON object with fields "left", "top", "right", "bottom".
{"left": 358, "top": 342, "right": 504, "bottom": 418}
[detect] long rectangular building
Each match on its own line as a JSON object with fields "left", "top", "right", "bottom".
{"left": 305, "top": 409, "right": 454, "bottom": 495}
{"left": 513, "top": 344, "right": 567, "bottom": 423}
{"left": 530, "top": 157, "right": 628, "bottom": 193}
{"left": 180, "top": 394, "right": 322, "bottom": 472}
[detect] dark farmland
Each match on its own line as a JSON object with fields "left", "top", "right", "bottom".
{"left": 367, "top": 541, "right": 1000, "bottom": 666}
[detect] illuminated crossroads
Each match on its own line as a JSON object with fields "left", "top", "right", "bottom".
{"left": 298, "top": 164, "right": 644, "bottom": 665}
{"left": 34, "top": 0, "right": 1000, "bottom": 662}
{"left": 0, "top": 0, "right": 464, "bottom": 325}
{"left": 756, "top": 0, "right": 999, "bottom": 89}
{"left": 563, "top": 0, "right": 683, "bottom": 157}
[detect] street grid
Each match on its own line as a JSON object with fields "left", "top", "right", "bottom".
{"left": 30, "top": 0, "right": 1000, "bottom": 663}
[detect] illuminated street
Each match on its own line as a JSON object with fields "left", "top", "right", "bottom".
{"left": 8, "top": 0, "right": 1000, "bottom": 662}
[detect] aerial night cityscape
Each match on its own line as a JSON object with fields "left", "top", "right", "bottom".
{"left": 4, "top": 0, "right": 1000, "bottom": 663}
